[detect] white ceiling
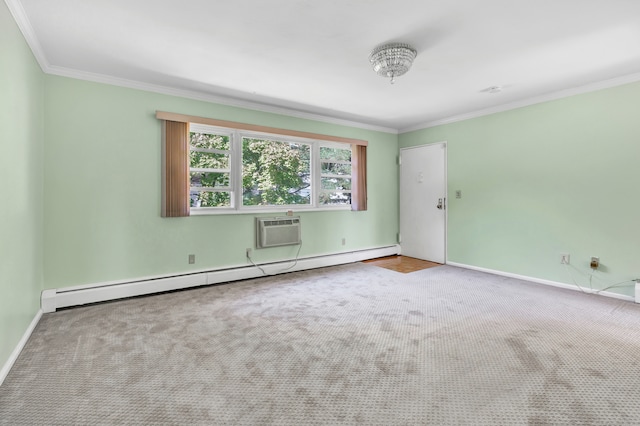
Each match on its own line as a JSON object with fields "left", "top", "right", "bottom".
{"left": 11, "top": 0, "right": 640, "bottom": 132}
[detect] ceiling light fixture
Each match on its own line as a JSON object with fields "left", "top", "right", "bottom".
{"left": 369, "top": 43, "right": 417, "bottom": 84}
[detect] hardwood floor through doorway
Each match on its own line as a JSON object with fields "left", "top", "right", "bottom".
{"left": 362, "top": 255, "right": 442, "bottom": 273}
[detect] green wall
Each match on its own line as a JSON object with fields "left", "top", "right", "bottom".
{"left": 43, "top": 76, "right": 399, "bottom": 289}
{"left": 0, "top": 2, "right": 44, "bottom": 369}
{"left": 400, "top": 82, "right": 640, "bottom": 297}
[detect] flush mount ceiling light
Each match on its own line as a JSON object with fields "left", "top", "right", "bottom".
{"left": 369, "top": 43, "right": 417, "bottom": 84}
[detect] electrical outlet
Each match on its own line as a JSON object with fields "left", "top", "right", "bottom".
{"left": 246, "top": 248, "right": 252, "bottom": 258}
{"left": 341, "top": 238, "right": 346, "bottom": 246}
{"left": 590, "top": 256, "right": 600, "bottom": 270}
{"left": 560, "top": 254, "right": 570, "bottom": 265}
{"left": 455, "top": 190, "right": 462, "bottom": 199}
{"left": 188, "top": 254, "right": 195, "bottom": 264}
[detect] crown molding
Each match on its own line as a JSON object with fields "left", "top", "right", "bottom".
{"left": 46, "top": 63, "right": 640, "bottom": 137}
{"left": 400, "top": 71, "right": 640, "bottom": 134}
{"left": 42, "top": 64, "right": 640, "bottom": 137}
{"left": 46, "top": 65, "right": 398, "bottom": 134}
{"left": 4, "top": 0, "right": 49, "bottom": 71}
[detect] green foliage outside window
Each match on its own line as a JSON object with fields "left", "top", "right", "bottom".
{"left": 242, "top": 138, "right": 311, "bottom": 206}
{"left": 191, "top": 191, "right": 231, "bottom": 207}
{"left": 188, "top": 131, "right": 352, "bottom": 208}
{"left": 191, "top": 133, "right": 230, "bottom": 150}
{"left": 189, "top": 132, "right": 231, "bottom": 207}
{"left": 320, "top": 146, "right": 352, "bottom": 205}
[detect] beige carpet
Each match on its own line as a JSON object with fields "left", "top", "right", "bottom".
{"left": 1, "top": 263, "right": 640, "bottom": 425}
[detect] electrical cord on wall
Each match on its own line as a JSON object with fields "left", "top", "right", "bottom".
{"left": 594, "top": 279, "right": 636, "bottom": 294}
{"left": 561, "top": 263, "right": 635, "bottom": 294}
{"left": 562, "top": 263, "right": 586, "bottom": 293}
{"left": 246, "top": 241, "right": 303, "bottom": 276}
{"left": 246, "top": 251, "right": 268, "bottom": 275}
{"left": 278, "top": 241, "right": 303, "bottom": 273}
{"left": 583, "top": 268, "right": 637, "bottom": 294}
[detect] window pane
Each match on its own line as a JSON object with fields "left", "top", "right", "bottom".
{"left": 190, "top": 132, "right": 230, "bottom": 150}
{"left": 321, "top": 177, "right": 351, "bottom": 190}
{"left": 190, "top": 172, "right": 230, "bottom": 188}
{"left": 321, "top": 162, "right": 351, "bottom": 176}
{"left": 190, "top": 191, "right": 231, "bottom": 208}
{"left": 242, "top": 138, "right": 311, "bottom": 206}
{"left": 190, "top": 151, "right": 229, "bottom": 169}
{"left": 320, "top": 146, "right": 351, "bottom": 161}
{"left": 320, "top": 191, "right": 352, "bottom": 205}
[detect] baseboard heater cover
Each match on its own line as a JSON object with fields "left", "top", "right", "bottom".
{"left": 41, "top": 245, "right": 399, "bottom": 313}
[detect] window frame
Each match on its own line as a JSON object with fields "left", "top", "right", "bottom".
{"left": 318, "top": 141, "right": 354, "bottom": 207}
{"left": 189, "top": 125, "right": 353, "bottom": 215}
{"left": 188, "top": 123, "right": 235, "bottom": 209}
{"left": 158, "top": 111, "right": 367, "bottom": 217}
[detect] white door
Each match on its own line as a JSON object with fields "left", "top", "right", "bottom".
{"left": 400, "top": 143, "right": 446, "bottom": 263}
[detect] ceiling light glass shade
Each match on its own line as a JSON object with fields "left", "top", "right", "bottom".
{"left": 369, "top": 43, "right": 417, "bottom": 84}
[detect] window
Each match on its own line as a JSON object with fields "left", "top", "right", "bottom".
{"left": 189, "top": 125, "right": 232, "bottom": 208}
{"left": 188, "top": 125, "right": 353, "bottom": 211}
{"left": 242, "top": 136, "right": 312, "bottom": 207}
{"left": 158, "top": 112, "right": 366, "bottom": 216}
{"left": 319, "top": 144, "right": 352, "bottom": 206}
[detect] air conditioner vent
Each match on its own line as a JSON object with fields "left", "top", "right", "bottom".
{"left": 263, "top": 218, "right": 299, "bottom": 226}
{"left": 256, "top": 217, "right": 301, "bottom": 248}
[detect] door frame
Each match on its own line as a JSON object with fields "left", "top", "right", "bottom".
{"left": 399, "top": 141, "right": 448, "bottom": 264}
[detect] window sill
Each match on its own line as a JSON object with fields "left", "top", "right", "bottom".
{"left": 189, "top": 206, "right": 352, "bottom": 216}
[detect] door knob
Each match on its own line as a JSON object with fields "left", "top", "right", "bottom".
{"left": 437, "top": 198, "right": 443, "bottom": 209}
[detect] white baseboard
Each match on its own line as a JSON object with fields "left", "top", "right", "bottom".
{"left": 0, "top": 309, "right": 42, "bottom": 386}
{"left": 41, "top": 245, "right": 400, "bottom": 313}
{"left": 446, "top": 261, "right": 636, "bottom": 303}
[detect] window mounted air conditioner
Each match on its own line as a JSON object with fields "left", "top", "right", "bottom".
{"left": 256, "top": 217, "right": 301, "bottom": 249}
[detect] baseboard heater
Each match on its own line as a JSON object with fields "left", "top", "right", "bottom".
{"left": 41, "top": 245, "right": 400, "bottom": 313}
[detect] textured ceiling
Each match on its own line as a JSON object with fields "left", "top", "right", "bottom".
{"left": 12, "top": 0, "right": 640, "bottom": 131}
